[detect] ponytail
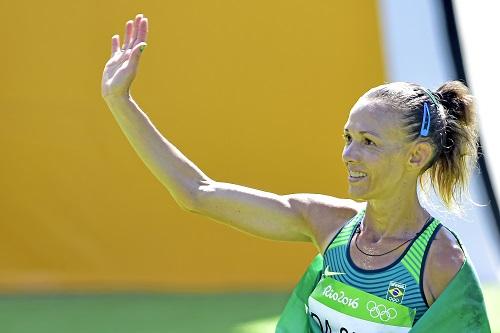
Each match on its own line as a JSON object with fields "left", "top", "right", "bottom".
{"left": 428, "top": 81, "right": 479, "bottom": 209}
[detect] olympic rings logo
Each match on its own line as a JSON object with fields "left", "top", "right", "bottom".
{"left": 366, "top": 301, "right": 397, "bottom": 322}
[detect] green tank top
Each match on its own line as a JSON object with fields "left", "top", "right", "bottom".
{"left": 320, "top": 209, "right": 442, "bottom": 322}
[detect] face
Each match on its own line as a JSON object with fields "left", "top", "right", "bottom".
{"left": 342, "top": 97, "right": 414, "bottom": 201}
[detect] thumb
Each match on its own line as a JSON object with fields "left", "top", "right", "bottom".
{"left": 130, "top": 42, "right": 148, "bottom": 62}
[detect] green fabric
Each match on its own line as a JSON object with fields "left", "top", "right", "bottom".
{"left": 310, "top": 277, "right": 416, "bottom": 327}
{"left": 275, "top": 254, "right": 491, "bottom": 333}
{"left": 401, "top": 219, "right": 441, "bottom": 284}
{"left": 275, "top": 254, "right": 323, "bottom": 333}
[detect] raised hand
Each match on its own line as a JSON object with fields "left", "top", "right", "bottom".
{"left": 101, "top": 14, "right": 149, "bottom": 99}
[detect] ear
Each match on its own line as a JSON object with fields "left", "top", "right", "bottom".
{"left": 408, "top": 141, "right": 434, "bottom": 171}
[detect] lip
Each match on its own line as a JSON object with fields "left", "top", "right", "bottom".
{"left": 348, "top": 175, "right": 367, "bottom": 182}
{"left": 347, "top": 170, "right": 367, "bottom": 183}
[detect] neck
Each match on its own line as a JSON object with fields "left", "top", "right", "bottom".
{"left": 361, "top": 183, "right": 430, "bottom": 242}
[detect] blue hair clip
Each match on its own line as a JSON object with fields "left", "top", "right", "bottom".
{"left": 420, "top": 102, "right": 431, "bottom": 137}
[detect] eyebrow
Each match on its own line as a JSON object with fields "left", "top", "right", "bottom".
{"left": 344, "top": 128, "right": 381, "bottom": 138}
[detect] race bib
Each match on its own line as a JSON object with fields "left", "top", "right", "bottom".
{"left": 308, "top": 277, "right": 416, "bottom": 333}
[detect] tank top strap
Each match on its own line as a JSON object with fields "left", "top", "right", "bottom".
{"left": 400, "top": 218, "right": 442, "bottom": 284}
{"left": 324, "top": 209, "right": 365, "bottom": 253}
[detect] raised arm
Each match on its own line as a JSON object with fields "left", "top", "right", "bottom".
{"left": 101, "top": 14, "right": 360, "bottom": 249}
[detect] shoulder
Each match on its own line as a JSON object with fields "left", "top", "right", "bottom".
{"left": 284, "top": 193, "right": 365, "bottom": 253}
{"left": 423, "top": 225, "right": 466, "bottom": 306}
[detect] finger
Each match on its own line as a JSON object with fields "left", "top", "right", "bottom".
{"left": 130, "top": 14, "right": 143, "bottom": 48}
{"left": 111, "top": 35, "right": 120, "bottom": 56}
{"left": 136, "top": 18, "right": 148, "bottom": 45}
{"left": 129, "top": 42, "right": 148, "bottom": 68}
{"left": 123, "top": 20, "right": 133, "bottom": 50}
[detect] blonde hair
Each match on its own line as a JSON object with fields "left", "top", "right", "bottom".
{"left": 364, "top": 81, "right": 479, "bottom": 210}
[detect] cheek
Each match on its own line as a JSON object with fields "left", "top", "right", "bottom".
{"left": 368, "top": 150, "right": 405, "bottom": 176}
{"left": 375, "top": 154, "right": 407, "bottom": 182}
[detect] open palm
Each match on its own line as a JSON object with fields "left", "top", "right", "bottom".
{"left": 101, "top": 14, "right": 149, "bottom": 99}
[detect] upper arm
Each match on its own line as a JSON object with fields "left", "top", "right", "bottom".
{"left": 290, "top": 194, "right": 363, "bottom": 252}
{"left": 423, "top": 227, "right": 465, "bottom": 306}
{"left": 189, "top": 180, "right": 361, "bottom": 246}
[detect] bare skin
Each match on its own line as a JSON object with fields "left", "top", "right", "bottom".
{"left": 102, "top": 14, "right": 464, "bottom": 308}
{"left": 341, "top": 98, "right": 465, "bottom": 305}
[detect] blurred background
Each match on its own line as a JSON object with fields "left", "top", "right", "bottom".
{"left": 1, "top": 0, "right": 498, "bottom": 332}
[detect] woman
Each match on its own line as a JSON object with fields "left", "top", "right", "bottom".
{"left": 102, "top": 14, "right": 490, "bottom": 332}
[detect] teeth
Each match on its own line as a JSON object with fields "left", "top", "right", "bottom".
{"left": 349, "top": 171, "right": 367, "bottom": 178}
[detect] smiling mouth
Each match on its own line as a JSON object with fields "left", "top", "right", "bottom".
{"left": 348, "top": 171, "right": 367, "bottom": 181}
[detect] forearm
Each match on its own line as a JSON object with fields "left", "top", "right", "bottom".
{"left": 104, "top": 94, "right": 211, "bottom": 209}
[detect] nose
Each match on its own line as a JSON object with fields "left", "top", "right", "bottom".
{"left": 342, "top": 141, "right": 360, "bottom": 164}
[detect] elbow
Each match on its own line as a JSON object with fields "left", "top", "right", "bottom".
{"left": 176, "top": 191, "right": 200, "bottom": 213}
{"left": 178, "top": 179, "right": 214, "bottom": 213}
{"left": 179, "top": 202, "right": 198, "bottom": 213}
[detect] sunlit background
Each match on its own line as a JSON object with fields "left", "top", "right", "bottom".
{"left": 1, "top": 0, "right": 498, "bottom": 332}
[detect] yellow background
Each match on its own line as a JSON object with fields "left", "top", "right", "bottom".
{"left": 0, "top": 0, "right": 385, "bottom": 292}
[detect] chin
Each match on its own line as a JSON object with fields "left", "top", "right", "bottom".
{"left": 347, "top": 187, "right": 371, "bottom": 201}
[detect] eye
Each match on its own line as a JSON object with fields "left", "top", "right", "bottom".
{"left": 364, "top": 138, "right": 375, "bottom": 146}
{"left": 343, "top": 133, "right": 352, "bottom": 144}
